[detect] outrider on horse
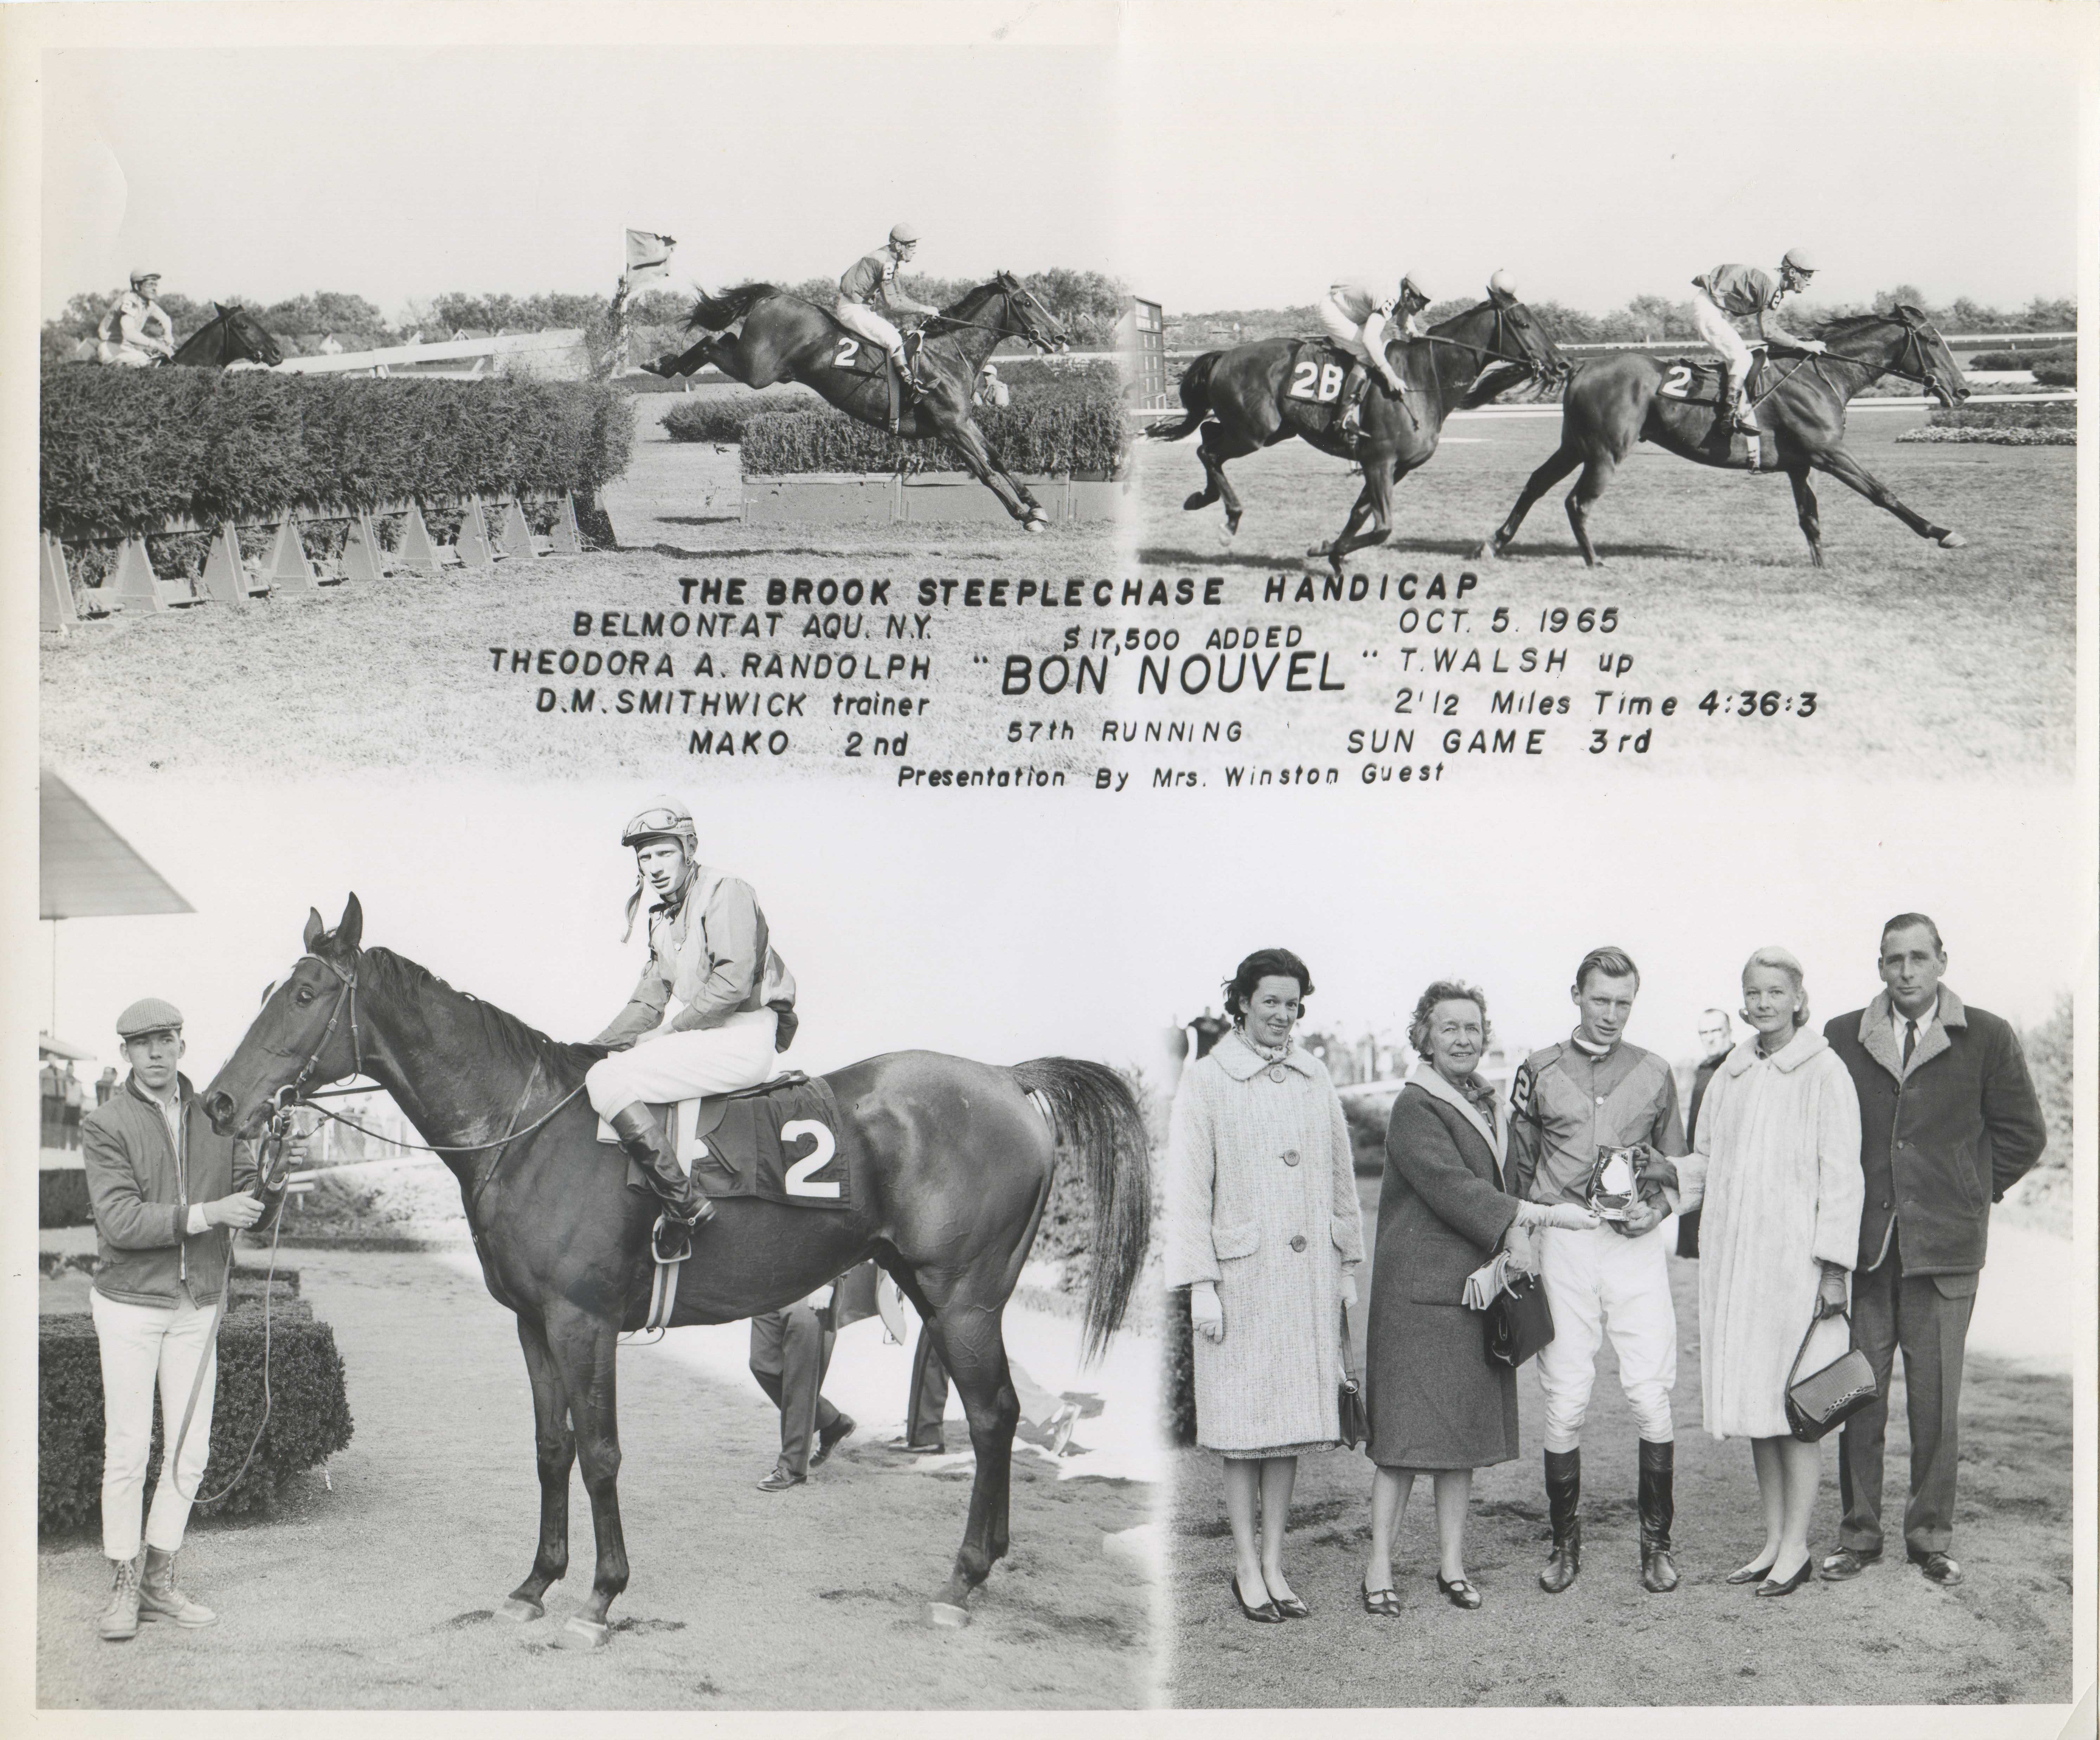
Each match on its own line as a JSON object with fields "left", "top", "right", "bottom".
{"left": 1477, "top": 305, "right": 1972, "bottom": 567}
{"left": 1147, "top": 280, "right": 1568, "bottom": 578}
{"left": 202, "top": 896, "right": 1151, "bottom": 1645}
{"left": 645, "top": 274, "right": 1071, "bottom": 529}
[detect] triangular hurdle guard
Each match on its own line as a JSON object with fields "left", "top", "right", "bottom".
{"left": 550, "top": 492, "right": 584, "bottom": 556}
{"left": 496, "top": 496, "right": 535, "bottom": 560}
{"left": 266, "top": 510, "right": 320, "bottom": 594}
{"left": 107, "top": 535, "right": 166, "bottom": 613}
{"left": 339, "top": 509, "right": 385, "bottom": 584}
{"left": 41, "top": 534, "right": 80, "bottom": 634}
{"left": 394, "top": 500, "right": 442, "bottom": 574}
{"left": 198, "top": 521, "right": 250, "bottom": 605}
{"left": 455, "top": 496, "right": 496, "bottom": 570}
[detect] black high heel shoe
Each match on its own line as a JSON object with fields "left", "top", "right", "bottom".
{"left": 1754, "top": 1557, "right": 1814, "bottom": 1598}
{"left": 1727, "top": 1554, "right": 1779, "bottom": 1586}
{"left": 1230, "top": 1572, "right": 1285, "bottom": 1624}
{"left": 1436, "top": 1573, "right": 1483, "bottom": 1610}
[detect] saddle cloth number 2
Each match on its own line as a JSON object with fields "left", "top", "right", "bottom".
{"left": 1659, "top": 363, "right": 1695, "bottom": 399}
{"left": 780, "top": 1120, "right": 842, "bottom": 1199}
{"left": 1289, "top": 359, "right": 1347, "bottom": 404}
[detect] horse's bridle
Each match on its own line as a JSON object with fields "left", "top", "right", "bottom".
{"left": 1810, "top": 316, "right": 1952, "bottom": 396}
{"left": 1415, "top": 299, "right": 1563, "bottom": 381}
{"left": 919, "top": 278, "right": 1066, "bottom": 353}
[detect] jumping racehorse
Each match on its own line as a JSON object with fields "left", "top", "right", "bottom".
{"left": 646, "top": 274, "right": 1070, "bottom": 529}
{"left": 1146, "top": 288, "right": 1568, "bottom": 577}
{"left": 202, "top": 897, "right": 1151, "bottom": 1645}
{"left": 1477, "top": 304, "right": 1972, "bottom": 567}
{"left": 168, "top": 303, "right": 284, "bottom": 369}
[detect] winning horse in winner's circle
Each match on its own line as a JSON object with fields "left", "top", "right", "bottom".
{"left": 646, "top": 274, "right": 1070, "bottom": 529}
{"left": 1477, "top": 304, "right": 1972, "bottom": 567}
{"left": 202, "top": 895, "right": 1152, "bottom": 1645}
{"left": 1147, "top": 289, "right": 1569, "bottom": 578}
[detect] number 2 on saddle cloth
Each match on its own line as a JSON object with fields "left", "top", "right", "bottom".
{"left": 598, "top": 1073, "right": 854, "bottom": 1210}
{"left": 1654, "top": 355, "right": 1789, "bottom": 470}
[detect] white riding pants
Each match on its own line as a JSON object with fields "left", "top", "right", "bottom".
{"left": 585, "top": 1008, "right": 779, "bottom": 1118}
{"left": 1533, "top": 1221, "right": 1677, "bottom": 1452}
{"left": 92, "top": 1289, "right": 218, "bottom": 1560}
{"left": 97, "top": 342, "right": 158, "bottom": 368}
{"left": 833, "top": 301, "right": 906, "bottom": 362}
{"left": 1690, "top": 288, "right": 1755, "bottom": 377}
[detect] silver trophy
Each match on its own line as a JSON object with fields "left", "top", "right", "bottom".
{"left": 1586, "top": 1146, "right": 1642, "bottom": 1221}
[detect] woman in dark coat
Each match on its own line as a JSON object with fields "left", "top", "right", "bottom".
{"left": 1362, "top": 981, "right": 1595, "bottom": 1611}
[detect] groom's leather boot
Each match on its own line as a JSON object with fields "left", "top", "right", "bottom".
{"left": 1540, "top": 1447, "right": 1583, "bottom": 1594}
{"left": 1638, "top": 1438, "right": 1681, "bottom": 1593}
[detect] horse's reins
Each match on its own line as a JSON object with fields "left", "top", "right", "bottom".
{"left": 1381, "top": 303, "right": 1558, "bottom": 434}
{"left": 167, "top": 951, "right": 582, "bottom": 1507}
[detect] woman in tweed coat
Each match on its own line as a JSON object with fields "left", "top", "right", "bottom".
{"left": 1166, "top": 948, "right": 1366, "bottom": 1622}
{"left": 1677, "top": 948, "right": 1862, "bottom": 1597}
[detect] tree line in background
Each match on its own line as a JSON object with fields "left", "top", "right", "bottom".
{"left": 1169, "top": 287, "right": 2078, "bottom": 351}
{"left": 41, "top": 268, "right": 1131, "bottom": 366}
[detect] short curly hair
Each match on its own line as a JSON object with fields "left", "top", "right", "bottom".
{"left": 1408, "top": 980, "right": 1493, "bottom": 1057}
{"left": 1222, "top": 948, "right": 1313, "bottom": 1021}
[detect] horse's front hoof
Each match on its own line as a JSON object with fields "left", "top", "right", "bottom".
{"left": 1473, "top": 538, "right": 1498, "bottom": 561}
{"left": 1937, "top": 530, "right": 1967, "bottom": 549}
{"left": 1183, "top": 492, "right": 1209, "bottom": 513}
{"left": 1223, "top": 512, "right": 1242, "bottom": 537}
{"left": 552, "top": 1616, "right": 610, "bottom": 1650}
{"left": 925, "top": 1601, "right": 972, "bottom": 1630}
{"left": 1022, "top": 514, "right": 1048, "bottom": 535}
{"left": 500, "top": 1597, "right": 545, "bottom": 1624}
{"left": 1306, "top": 540, "right": 1333, "bottom": 558}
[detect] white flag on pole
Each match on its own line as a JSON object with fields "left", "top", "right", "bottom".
{"left": 624, "top": 229, "right": 676, "bottom": 287}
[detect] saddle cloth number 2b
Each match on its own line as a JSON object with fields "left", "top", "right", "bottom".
{"left": 1288, "top": 357, "right": 1348, "bottom": 404}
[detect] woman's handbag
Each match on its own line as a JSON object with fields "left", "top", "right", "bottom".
{"left": 1485, "top": 1273, "right": 1555, "bottom": 1368}
{"left": 1338, "top": 1304, "right": 1369, "bottom": 1449}
{"left": 1785, "top": 1302, "right": 1879, "bottom": 1443}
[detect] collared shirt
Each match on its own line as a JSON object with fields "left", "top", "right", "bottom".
{"left": 1330, "top": 282, "right": 1399, "bottom": 326}
{"left": 839, "top": 252, "right": 901, "bottom": 307}
{"left": 1891, "top": 991, "right": 1940, "bottom": 1066}
{"left": 98, "top": 290, "right": 173, "bottom": 348}
{"left": 1507, "top": 1032, "right": 1687, "bottom": 1207}
{"left": 144, "top": 1082, "right": 216, "bottom": 1239}
{"left": 1696, "top": 264, "right": 1784, "bottom": 318}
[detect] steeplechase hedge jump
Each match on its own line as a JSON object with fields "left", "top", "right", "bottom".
{"left": 39, "top": 367, "right": 632, "bottom": 631}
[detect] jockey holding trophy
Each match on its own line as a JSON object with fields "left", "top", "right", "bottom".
{"left": 1689, "top": 249, "right": 1827, "bottom": 431}
{"left": 585, "top": 800, "right": 798, "bottom": 1259}
{"left": 837, "top": 224, "right": 942, "bottom": 400}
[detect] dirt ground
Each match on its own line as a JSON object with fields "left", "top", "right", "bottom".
{"left": 1163, "top": 1175, "right": 2074, "bottom": 1708}
{"left": 1132, "top": 406, "right": 2076, "bottom": 781}
{"left": 38, "top": 1247, "right": 1156, "bottom": 1709}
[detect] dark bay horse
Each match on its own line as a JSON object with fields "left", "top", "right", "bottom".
{"left": 646, "top": 274, "right": 1069, "bottom": 529}
{"left": 1478, "top": 304, "right": 1972, "bottom": 567}
{"left": 169, "top": 302, "right": 284, "bottom": 368}
{"left": 202, "top": 896, "right": 1150, "bottom": 1646}
{"left": 1146, "top": 290, "right": 1568, "bottom": 577}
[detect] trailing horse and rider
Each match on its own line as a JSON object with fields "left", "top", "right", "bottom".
{"left": 644, "top": 228, "right": 1073, "bottom": 529}
{"left": 200, "top": 799, "right": 1152, "bottom": 1647}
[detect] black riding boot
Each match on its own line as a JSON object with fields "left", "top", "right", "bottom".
{"left": 609, "top": 1104, "right": 713, "bottom": 1261}
{"left": 1337, "top": 363, "right": 1370, "bottom": 448}
{"left": 1541, "top": 1447, "right": 1582, "bottom": 1594}
{"left": 1638, "top": 1438, "right": 1680, "bottom": 1592}
{"left": 1722, "top": 368, "right": 1757, "bottom": 432}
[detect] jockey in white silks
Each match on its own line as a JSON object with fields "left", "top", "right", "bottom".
{"left": 1688, "top": 249, "right": 1827, "bottom": 431}
{"left": 836, "top": 224, "right": 942, "bottom": 399}
{"left": 584, "top": 798, "right": 798, "bottom": 1258}
{"left": 97, "top": 272, "right": 176, "bottom": 367}
{"left": 1319, "top": 274, "right": 1431, "bottom": 447}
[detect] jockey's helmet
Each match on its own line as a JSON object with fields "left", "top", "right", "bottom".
{"left": 621, "top": 798, "right": 698, "bottom": 858}
{"left": 1780, "top": 247, "right": 1817, "bottom": 276}
{"left": 1398, "top": 274, "right": 1430, "bottom": 308}
{"left": 129, "top": 270, "right": 160, "bottom": 291}
{"left": 1487, "top": 268, "right": 1518, "bottom": 301}
{"left": 889, "top": 223, "right": 920, "bottom": 248}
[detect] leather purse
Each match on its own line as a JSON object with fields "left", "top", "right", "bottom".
{"left": 1786, "top": 1303, "right": 1879, "bottom": 1443}
{"left": 1486, "top": 1273, "right": 1555, "bottom": 1368}
{"left": 1337, "top": 1303, "right": 1368, "bottom": 1449}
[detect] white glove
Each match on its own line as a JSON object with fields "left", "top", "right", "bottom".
{"left": 1502, "top": 1219, "right": 1538, "bottom": 1278}
{"left": 1515, "top": 1200, "right": 1600, "bottom": 1233}
{"left": 1339, "top": 1272, "right": 1358, "bottom": 1309}
{"left": 1189, "top": 1283, "right": 1224, "bottom": 1344}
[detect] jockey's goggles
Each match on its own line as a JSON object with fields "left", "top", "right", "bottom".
{"left": 620, "top": 804, "right": 696, "bottom": 849}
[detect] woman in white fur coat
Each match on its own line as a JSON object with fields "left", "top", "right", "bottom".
{"left": 1679, "top": 946, "right": 1864, "bottom": 1597}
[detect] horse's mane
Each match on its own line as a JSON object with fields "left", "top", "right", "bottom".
{"left": 1810, "top": 307, "right": 1914, "bottom": 341}
{"left": 935, "top": 278, "right": 1007, "bottom": 322}
{"left": 360, "top": 946, "right": 607, "bottom": 1085}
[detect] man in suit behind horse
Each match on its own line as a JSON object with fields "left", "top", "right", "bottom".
{"left": 1819, "top": 913, "right": 2046, "bottom": 1587}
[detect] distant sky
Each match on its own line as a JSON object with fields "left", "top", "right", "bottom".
{"left": 43, "top": 772, "right": 2079, "bottom": 1092}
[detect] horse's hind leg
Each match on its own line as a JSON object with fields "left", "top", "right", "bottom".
{"left": 1194, "top": 424, "right": 1257, "bottom": 534}
{"left": 1786, "top": 464, "right": 1825, "bottom": 567}
{"left": 1565, "top": 451, "right": 1621, "bottom": 567}
{"left": 544, "top": 1307, "right": 630, "bottom": 1649}
{"left": 505, "top": 1313, "right": 574, "bottom": 1622}
{"left": 1811, "top": 446, "right": 1966, "bottom": 551}
{"left": 918, "top": 1289, "right": 1023, "bottom": 1625}
{"left": 1481, "top": 441, "right": 1582, "bottom": 559}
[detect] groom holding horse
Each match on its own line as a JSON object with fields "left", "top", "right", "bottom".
{"left": 586, "top": 798, "right": 798, "bottom": 1260}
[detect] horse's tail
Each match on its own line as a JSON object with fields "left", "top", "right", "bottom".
{"left": 1011, "top": 1058, "right": 1152, "bottom": 1363}
{"left": 688, "top": 283, "right": 779, "bottom": 332}
{"left": 1144, "top": 350, "right": 1221, "bottom": 441}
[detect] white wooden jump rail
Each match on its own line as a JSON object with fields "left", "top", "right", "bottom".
{"left": 274, "top": 327, "right": 590, "bottom": 380}
{"left": 40, "top": 489, "right": 586, "bottom": 636}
